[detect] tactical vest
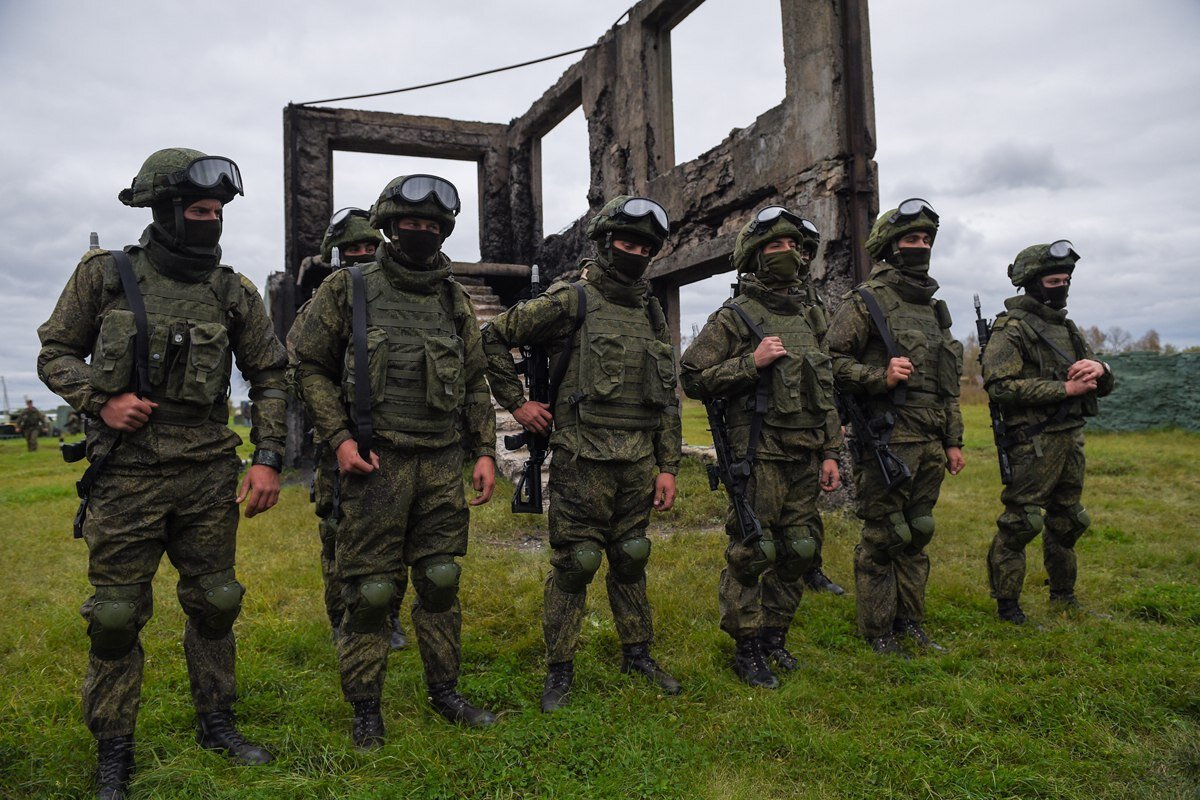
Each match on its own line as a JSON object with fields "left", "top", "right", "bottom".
{"left": 858, "top": 278, "right": 961, "bottom": 409}
{"left": 724, "top": 294, "right": 833, "bottom": 430}
{"left": 994, "top": 307, "right": 1097, "bottom": 424}
{"left": 89, "top": 250, "right": 237, "bottom": 425}
{"left": 342, "top": 264, "right": 467, "bottom": 435}
{"left": 554, "top": 282, "right": 676, "bottom": 432}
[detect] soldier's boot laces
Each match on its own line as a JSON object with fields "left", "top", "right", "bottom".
{"left": 428, "top": 682, "right": 496, "bottom": 728}
{"left": 620, "top": 643, "right": 682, "bottom": 695}
{"left": 540, "top": 661, "right": 575, "bottom": 713}
{"left": 868, "top": 633, "right": 910, "bottom": 658}
{"left": 894, "top": 618, "right": 946, "bottom": 653}
{"left": 997, "top": 598, "right": 1027, "bottom": 625}
{"left": 731, "top": 636, "right": 779, "bottom": 689}
{"left": 350, "top": 699, "right": 385, "bottom": 750}
{"left": 196, "top": 710, "right": 273, "bottom": 765}
{"left": 388, "top": 611, "right": 407, "bottom": 651}
{"left": 803, "top": 568, "right": 846, "bottom": 596}
{"left": 95, "top": 734, "right": 134, "bottom": 800}
{"left": 759, "top": 627, "right": 800, "bottom": 673}
{"left": 1050, "top": 591, "right": 1111, "bottom": 620}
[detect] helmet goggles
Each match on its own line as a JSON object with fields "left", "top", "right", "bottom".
{"left": 384, "top": 174, "right": 461, "bottom": 216}
{"left": 887, "top": 197, "right": 938, "bottom": 225}
{"left": 1048, "top": 239, "right": 1079, "bottom": 260}
{"left": 327, "top": 207, "right": 371, "bottom": 238}
{"left": 613, "top": 197, "right": 670, "bottom": 237}
{"left": 746, "top": 205, "right": 820, "bottom": 239}
{"left": 167, "top": 155, "right": 244, "bottom": 196}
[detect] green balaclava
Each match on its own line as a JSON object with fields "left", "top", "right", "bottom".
{"left": 731, "top": 207, "right": 820, "bottom": 291}
{"left": 864, "top": 199, "right": 939, "bottom": 275}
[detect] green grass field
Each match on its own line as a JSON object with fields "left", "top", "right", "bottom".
{"left": 1, "top": 404, "right": 1197, "bottom": 799}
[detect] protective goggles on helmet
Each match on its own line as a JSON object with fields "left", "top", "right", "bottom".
{"left": 167, "top": 156, "right": 244, "bottom": 196}
{"left": 384, "top": 174, "right": 461, "bottom": 215}
{"left": 746, "top": 206, "right": 820, "bottom": 239}
{"left": 887, "top": 197, "right": 938, "bottom": 225}
{"left": 1047, "top": 239, "right": 1079, "bottom": 260}
{"left": 327, "top": 207, "right": 371, "bottom": 237}
{"left": 614, "top": 197, "right": 670, "bottom": 236}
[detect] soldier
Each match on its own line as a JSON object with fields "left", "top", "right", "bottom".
{"left": 482, "top": 196, "right": 683, "bottom": 712}
{"left": 680, "top": 206, "right": 842, "bottom": 688}
{"left": 285, "top": 208, "right": 407, "bottom": 650}
{"left": 37, "top": 148, "right": 286, "bottom": 799}
{"left": 16, "top": 398, "right": 47, "bottom": 451}
{"left": 983, "top": 241, "right": 1114, "bottom": 623}
{"left": 292, "top": 174, "right": 498, "bottom": 745}
{"left": 826, "top": 198, "right": 965, "bottom": 656}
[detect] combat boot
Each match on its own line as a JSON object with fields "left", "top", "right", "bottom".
{"left": 620, "top": 643, "right": 682, "bottom": 695}
{"left": 196, "top": 710, "right": 273, "bottom": 765}
{"left": 540, "top": 661, "right": 574, "bottom": 713}
{"left": 893, "top": 618, "right": 946, "bottom": 653}
{"left": 759, "top": 627, "right": 800, "bottom": 673}
{"left": 868, "top": 633, "right": 910, "bottom": 658}
{"left": 731, "top": 636, "right": 779, "bottom": 689}
{"left": 428, "top": 682, "right": 496, "bottom": 727}
{"left": 350, "top": 699, "right": 385, "bottom": 750}
{"left": 803, "top": 568, "right": 846, "bottom": 596}
{"left": 1050, "top": 591, "right": 1111, "bottom": 619}
{"left": 388, "top": 610, "right": 407, "bottom": 651}
{"left": 95, "top": 734, "right": 134, "bottom": 800}
{"left": 997, "top": 598, "right": 1027, "bottom": 625}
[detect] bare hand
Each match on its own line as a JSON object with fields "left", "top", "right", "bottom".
{"left": 337, "top": 438, "right": 379, "bottom": 475}
{"left": 513, "top": 400, "right": 553, "bottom": 435}
{"left": 99, "top": 393, "right": 157, "bottom": 432}
{"left": 885, "top": 357, "right": 914, "bottom": 389}
{"left": 653, "top": 472, "right": 677, "bottom": 511}
{"left": 753, "top": 336, "right": 788, "bottom": 369}
{"left": 1064, "top": 377, "right": 1098, "bottom": 397}
{"left": 945, "top": 446, "right": 965, "bottom": 475}
{"left": 1067, "top": 359, "right": 1105, "bottom": 383}
{"left": 237, "top": 464, "right": 281, "bottom": 518}
{"left": 470, "top": 456, "right": 495, "bottom": 506}
{"left": 820, "top": 458, "right": 841, "bottom": 491}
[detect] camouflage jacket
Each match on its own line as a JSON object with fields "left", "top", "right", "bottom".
{"left": 15, "top": 406, "right": 46, "bottom": 432}
{"left": 37, "top": 237, "right": 288, "bottom": 470}
{"left": 481, "top": 260, "right": 682, "bottom": 472}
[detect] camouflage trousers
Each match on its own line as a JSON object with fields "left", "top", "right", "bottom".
{"left": 79, "top": 455, "right": 241, "bottom": 738}
{"left": 333, "top": 444, "right": 468, "bottom": 701}
{"left": 988, "top": 428, "right": 1088, "bottom": 600}
{"left": 720, "top": 451, "right": 823, "bottom": 640}
{"left": 852, "top": 439, "right": 947, "bottom": 639}
{"left": 544, "top": 452, "right": 656, "bottom": 664}
{"left": 25, "top": 427, "right": 38, "bottom": 451}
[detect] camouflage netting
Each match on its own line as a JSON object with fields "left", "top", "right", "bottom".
{"left": 1092, "top": 352, "right": 1200, "bottom": 431}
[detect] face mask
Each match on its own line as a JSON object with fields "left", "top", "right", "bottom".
{"left": 609, "top": 247, "right": 651, "bottom": 280}
{"left": 896, "top": 246, "right": 931, "bottom": 273}
{"left": 390, "top": 227, "right": 440, "bottom": 263}
{"left": 182, "top": 219, "right": 222, "bottom": 251}
{"left": 757, "top": 249, "right": 804, "bottom": 289}
{"left": 342, "top": 250, "right": 376, "bottom": 266}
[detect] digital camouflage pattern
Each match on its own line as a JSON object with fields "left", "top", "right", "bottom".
{"left": 982, "top": 293, "right": 1113, "bottom": 601}
{"left": 1007, "top": 243, "right": 1077, "bottom": 287}
{"left": 15, "top": 403, "right": 46, "bottom": 451}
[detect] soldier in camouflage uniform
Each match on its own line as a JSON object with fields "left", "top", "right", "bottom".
{"left": 983, "top": 241, "right": 1114, "bottom": 623}
{"left": 826, "top": 199, "right": 965, "bottom": 656}
{"left": 16, "top": 398, "right": 47, "bottom": 451}
{"left": 293, "top": 174, "right": 498, "bottom": 744}
{"left": 482, "top": 196, "right": 683, "bottom": 711}
{"left": 285, "top": 209, "right": 406, "bottom": 650}
{"left": 37, "top": 148, "right": 286, "bottom": 799}
{"left": 680, "top": 206, "right": 842, "bottom": 688}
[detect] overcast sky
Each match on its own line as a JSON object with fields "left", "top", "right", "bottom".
{"left": 2, "top": 0, "right": 1198, "bottom": 410}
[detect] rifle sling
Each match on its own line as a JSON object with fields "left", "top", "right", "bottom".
{"left": 998, "top": 310, "right": 1080, "bottom": 448}
{"left": 724, "top": 302, "right": 771, "bottom": 474}
{"left": 348, "top": 266, "right": 374, "bottom": 461}
{"left": 856, "top": 287, "right": 906, "bottom": 406}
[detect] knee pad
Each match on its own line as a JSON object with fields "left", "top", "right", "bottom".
{"left": 775, "top": 527, "right": 817, "bottom": 582}
{"left": 998, "top": 504, "right": 1043, "bottom": 550}
{"left": 884, "top": 511, "right": 912, "bottom": 558}
{"left": 553, "top": 545, "right": 603, "bottom": 594}
{"left": 346, "top": 574, "right": 397, "bottom": 633}
{"left": 1050, "top": 502, "right": 1090, "bottom": 547}
{"left": 88, "top": 585, "right": 146, "bottom": 660}
{"left": 608, "top": 537, "right": 651, "bottom": 584}
{"left": 728, "top": 538, "right": 777, "bottom": 587}
{"left": 904, "top": 507, "right": 936, "bottom": 553}
{"left": 413, "top": 557, "right": 461, "bottom": 613}
{"left": 179, "top": 569, "right": 244, "bottom": 640}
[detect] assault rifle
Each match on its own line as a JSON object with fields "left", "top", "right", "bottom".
{"left": 504, "top": 265, "right": 550, "bottom": 514}
{"left": 836, "top": 390, "right": 911, "bottom": 492}
{"left": 704, "top": 398, "right": 763, "bottom": 544}
{"left": 974, "top": 294, "right": 1013, "bottom": 485}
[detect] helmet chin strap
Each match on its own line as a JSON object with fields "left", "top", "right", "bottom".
{"left": 172, "top": 197, "right": 187, "bottom": 248}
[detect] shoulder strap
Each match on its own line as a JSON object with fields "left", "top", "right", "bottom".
{"left": 109, "top": 250, "right": 151, "bottom": 398}
{"left": 348, "top": 266, "right": 373, "bottom": 461}
{"left": 723, "top": 301, "right": 770, "bottom": 469}
{"left": 548, "top": 283, "right": 588, "bottom": 408}
{"left": 1012, "top": 310, "right": 1075, "bottom": 365}
{"left": 856, "top": 286, "right": 906, "bottom": 406}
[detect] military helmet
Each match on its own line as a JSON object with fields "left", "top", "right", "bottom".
{"left": 585, "top": 195, "right": 670, "bottom": 254}
{"left": 321, "top": 208, "right": 382, "bottom": 263}
{"left": 864, "top": 198, "right": 939, "bottom": 260}
{"left": 732, "top": 206, "right": 820, "bottom": 272}
{"left": 1008, "top": 240, "right": 1080, "bottom": 287}
{"left": 119, "top": 148, "right": 244, "bottom": 208}
{"left": 368, "top": 174, "right": 459, "bottom": 239}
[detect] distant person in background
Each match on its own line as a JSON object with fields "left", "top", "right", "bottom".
{"left": 16, "top": 398, "right": 47, "bottom": 451}
{"left": 982, "top": 241, "right": 1114, "bottom": 624}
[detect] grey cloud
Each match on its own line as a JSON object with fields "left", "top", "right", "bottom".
{"left": 952, "top": 141, "right": 1084, "bottom": 196}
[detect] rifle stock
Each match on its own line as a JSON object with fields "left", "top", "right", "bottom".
{"left": 703, "top": 398, "right": 763, "bottom": 544}
{"left": 974, "top": 294, "right": 1013, "bottom": 485}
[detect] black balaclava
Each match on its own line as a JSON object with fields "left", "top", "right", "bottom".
{"left": 1026, "top": 279, "right": 1070, "bottom": 310}
{"left": 387, "top": 220, "right": 441, "bottom": 266}
{"left": 605, "top": 235, "right": 654, "bottom": 281}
